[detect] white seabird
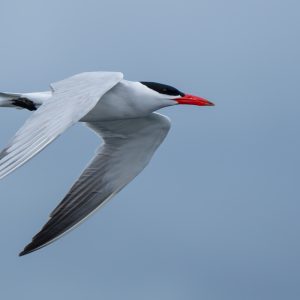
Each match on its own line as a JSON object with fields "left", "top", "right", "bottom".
{"left": 0, "top": 72, "right": 214, "bottom": 256}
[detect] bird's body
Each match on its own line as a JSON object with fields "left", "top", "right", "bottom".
{"left": 83, "top": 80, "right": 176, "bottom": 121}
{"left": 0, "top": 71, "right": 213, "bottom": 256}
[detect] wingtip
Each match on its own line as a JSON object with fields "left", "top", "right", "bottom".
{"left": 19, "top": 247, "right": 32, "bottom": 257}
{"left": 18, "top": 250, "right": 27, "bottom": 257}
{"left": 19, "top": 242, "right": 38, "bottom": 257}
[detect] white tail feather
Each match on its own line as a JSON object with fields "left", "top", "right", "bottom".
{"left": 0, "top": 92, "right": 22, "bottom": 108}
{"left": 0, "top": 91, "right": 51, "bottom": 109}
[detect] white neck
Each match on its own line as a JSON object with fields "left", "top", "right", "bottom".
{"left": 82, "top": 80, "right": 177, "bottom": 122}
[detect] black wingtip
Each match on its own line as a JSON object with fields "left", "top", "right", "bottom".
{"left": 18, "top": 242, "right": 38, "bottom": 257}
{"left": 19, "top": 250, "right": 27, "bottom": 257}
{"left": 11, "top": 98, "right": 37, "bottom": 111}
{"left": 19, "top": 247, "right": 32, "bottom": 257}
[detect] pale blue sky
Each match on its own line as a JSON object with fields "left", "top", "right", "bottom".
{"left": 0, "top": 0, "right": 299, "bottom": 299}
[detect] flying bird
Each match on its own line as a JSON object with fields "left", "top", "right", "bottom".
{"left": 0, "top": 72, "right": 214, "bottom": 256}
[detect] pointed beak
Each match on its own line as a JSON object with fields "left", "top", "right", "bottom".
{"left": 176, "top": 94, "right": 214, "bottom": 106}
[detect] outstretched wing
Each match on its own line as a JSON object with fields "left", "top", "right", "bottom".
{"left": 19, "top": 113, "right": 171, "bottom": 256}
{"left": 0, "top": 72, "right": 123, "bottom": 179}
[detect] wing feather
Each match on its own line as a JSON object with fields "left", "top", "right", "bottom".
{"left": 0, "top": 72, "right": 123, "bottom": 179}
{"left": 19, "top": 113, "right": 171, "bottom": 256}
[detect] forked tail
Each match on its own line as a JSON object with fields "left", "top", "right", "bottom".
{"left": 0, "top": 91, "right": 51, "bottom": 111}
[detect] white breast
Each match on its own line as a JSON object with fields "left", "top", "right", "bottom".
{"left": 81, "top": 80, "right": 175, "bottom": 122}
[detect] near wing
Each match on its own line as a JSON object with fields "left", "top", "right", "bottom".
{"left": 0, "top": 72, "right": 123, "bottom": 179}
{"left": 19, "top": 113, "right": 171, "bottom": 256}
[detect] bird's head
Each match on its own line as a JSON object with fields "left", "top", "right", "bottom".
{"left": 140, "top": 81, "right": 214, "bottom": 108}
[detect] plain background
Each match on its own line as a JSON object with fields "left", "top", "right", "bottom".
{"left": 0, "top": 0, "right": 299, "bottom": 299}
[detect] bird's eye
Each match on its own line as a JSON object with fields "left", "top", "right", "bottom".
{"left": 140, "top": 82, "right": 184, "bottom": 97}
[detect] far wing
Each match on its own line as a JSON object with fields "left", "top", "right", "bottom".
{"left": 0, "top": 72, "right": 123, "bottom": 179}
{"left": 19, "top": 113, "right": 171, "bottom": 256}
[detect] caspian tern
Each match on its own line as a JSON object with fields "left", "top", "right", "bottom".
{"left": 0, "top": 72, "right": 214, "bottom": 256}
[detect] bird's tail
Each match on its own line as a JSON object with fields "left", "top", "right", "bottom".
{"left": 0, "top": 91, "right": 51, "bottom": 111}
{"left": 0, "top": 92, "right": 23, "bottom": 108}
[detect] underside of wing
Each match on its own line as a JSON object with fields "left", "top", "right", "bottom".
{"left": 19, "top": 113, "right": 171, "bottom": 256}
{"left": 0, "top": 72, "right": 123, "bottom": 179}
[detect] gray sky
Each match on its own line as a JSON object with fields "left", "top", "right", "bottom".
{"left": 0, "top": 0, "right": 299, "bottom": 299}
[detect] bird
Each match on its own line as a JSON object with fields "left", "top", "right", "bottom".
{"left": 0, "top": 72, "right": 214, "bottom": 256}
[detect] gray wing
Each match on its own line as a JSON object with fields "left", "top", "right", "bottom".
{"left": 19, "top": 113, "right": 171, "bottom": 256}
{"left": 0, "top": 72, "right": 123, "bottom": 179}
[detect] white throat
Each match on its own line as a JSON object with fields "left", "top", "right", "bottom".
{"left": 81, "top": 80, "right": 176, "bottom": 122}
